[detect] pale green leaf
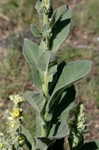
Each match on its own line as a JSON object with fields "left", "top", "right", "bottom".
{"left": 35, "top": 138, "right": 48, "bottom": 150}
{"left": 46, "top": 86, "right": 76, "bottom": 137}
{"left": 45, "top": 60, "right": 91, "bottom": 124}
{"left": 21, "top": 125, "right": 35, "bottom": 149}
{"left": 51, "top": 60, "right": 92, "bottom": 99}
{"left": 38, "top": 51, "right": 51, "bottom": 71}
{"left": 52, "top": 5, "right": 72, "bottom": 24}
{"left": 35, "top": 114, "right": 45, "bottom": 137}
{"left": 95, "top": 140, "right": 99, "bottom": 149}
{"left": 31, "top": 24, "right": 41, "bottom": 37}
{"left": 35, "top": 0, "right": 43, "bottom": 14}
{"left": 50, "top": 5, "right": 72, "bottom": 52}
{"left": 35, "top": 138, "right": 56, "bottom": 150}
{"left": 23, "top": 91, "right": 46, "bottom": 137}
{"left": 23, "top": 91, "right": 45, "bottom": 113}
{"left": 23, "top": 39, "right": 42, "bottom": 88}
{"left": 48, "top": 119, "right": 68, "bottom": 138}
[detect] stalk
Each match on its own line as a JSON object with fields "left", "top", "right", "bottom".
{"left": 42, "top": 0, "right": 52, "bottom": 25}
{"left": 42, "top": 0, "right": 53, "bottom": 50}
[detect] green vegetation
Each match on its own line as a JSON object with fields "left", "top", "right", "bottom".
{"left": 0, "top": 0, "right": 37, "bottom": 26}
{"left": 0, "top": 47, "right": 29, "bottom": 99}
{"left": 73, "top": 0, "right": 99, "bottom": 34}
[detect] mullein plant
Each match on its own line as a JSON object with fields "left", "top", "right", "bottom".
{"left": 22, "top": 1, "right": 99, "bottom": 149}
{"left": 1, "top": 0, "right": 99, "bottom": 150}
{"left": 0, "top": 95, "right": 25, "bottom": 150}
{"left": 22, "top": 0, "right": 92, "bottom": 149}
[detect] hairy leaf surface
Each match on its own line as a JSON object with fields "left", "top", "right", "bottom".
{"left": 45, "top": 86, "right": 76, "bottom": 137}
{"left": 50, "top": 60, "right": 92, "bottom": 100}
{"left": 50, "top": 5, "right": 72, "bottom": 52}
{"left": 23, "top": 39, "right": 42, "bottom": 88}
{"left": 31, "top": 24, "right": 41, "bottom": 38}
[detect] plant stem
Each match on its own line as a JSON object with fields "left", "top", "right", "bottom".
{"left": 42, "top": 0, "right": 53, "bottom": 50}
{"left": 43, "top": 0, "right": 52, "bottom": 25}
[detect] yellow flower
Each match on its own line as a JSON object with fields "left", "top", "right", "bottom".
{"left": 0, "top": 143, "right": 3, "bottom": 148}
{"left": 11, "top": 123, "right": 15, "bottom": 128}
{"left": 10, "top": 108, "right": 22, "bottom": 119}
{"left": 9, "top": 95, "right": 24, "bottom": 104}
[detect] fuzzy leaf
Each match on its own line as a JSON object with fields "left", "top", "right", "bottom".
{"left": 23, "top": 39, "right": 42, "bottom": 88}
{"left": 54, "top": 102, "right": 76, "bottom": 138}
{"left": 35, "top": 138, "right": 48, "bottom": 150}
{"left": 39, "top": 51, "right": 51, "bottom": 71}
{"left": 35, "top": 0, "right": 43, "bottom": 14}
{"left": 50, "top": 60, "right": 92, "bottom": 99}
{"left": 46, "top": 60, "right": 92, "bottom": 137}
{"left": 46, "top": 85, "right": 76, "bottom": 137}
{"left": 52, "top": 5, "right": 71, "bottom": 24}
{"left": 23, "top": 91, "right": 46, "bottom": 137}
{"left": 95, "top": 140, "right": 99, "bottom": 149}
{"left": 23, "top": 91, "right": 45, "bottom": 112}
{"left": 21, "top": 100, "right": 36, "bottom": 137}
{"left": 35, "top": 138, "right": 56, "bottom": 150}
{"left": 21, "top": 125, "right": 35, "bottom": 150}
{"left": 48, "top": 119, "right": 68, "bottom": 138}
{"left": 31, "top": 24, "right": 41, "bottom": 37}
{"left": 22, "top": 102, "right": 44, "bottom": 138}
{"left": 50, "top": 5, "right": 72, "bottom": 52}
{"left": 48, "top": 61, "right": 66, "bottom": 96}
{"left": 35, "top": 114, "right": 45, "bottom": 137}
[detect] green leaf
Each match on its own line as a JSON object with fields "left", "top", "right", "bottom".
{"left": 35, "top": 138, "right": 48, "bottom": 150}
{"left": 55, "top": 102, "right": 76, "bottom": 138}
{"left": 48, "top": 119, "right": 68, "bottom": 138}
{"left": 35, "top": 114, "right": 45, "bottom": 137}
{"left": 21, "top": 98, "right": 36, "bottom": 137}
{"left": 21, "top": 125, "right": 35, "bottom": 150}
{"left": 35, "top": 0, "right": 43, "bottom": 14}
{"left": 38, "top": 51, "right": 51, "bottom": 71}
{"left": 22, "top": 100, "right": 45, "bottom": 137}
{"left": 35, "top": 137, "right": 56, "bottom": 150}
{"left": 23, "top": 91, "right": 45, "bottom": 113}
{"left": 45, "top": 60, "right": 92, "bottom": 137}
{"left": 48, "top": 61, "right": 66, "bottom": 96}
{"left": 52, "top": 5, "right": 72, "bottom": 24}
{"left": 23, "top": 91, "right": 46, "bottom": 137}
{"left": 51, "top": 60, "right": 92, "bottom": 99}
{"left": 31, "top": 24, "right": 41, "bottom": 38}
{"left": 46, "top": 85, "right": 76, "bottom": 137}
{"left": 50, "top": 5, "right": 72, "bottom": 52}
{"left": 23, "top": 39, "right": 42, "bottom": 88}
{"left": 95, "top": 140, "right": 99, "bottom": 149}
